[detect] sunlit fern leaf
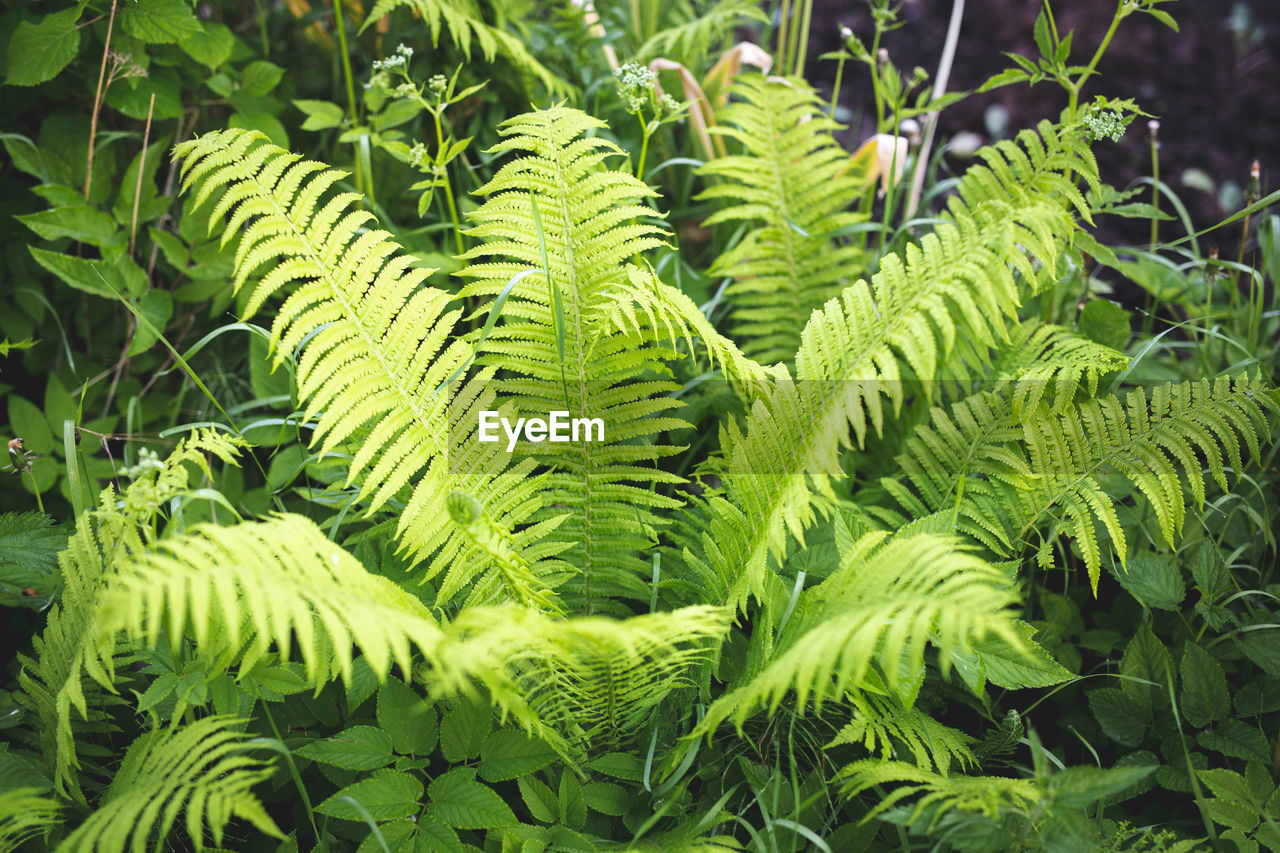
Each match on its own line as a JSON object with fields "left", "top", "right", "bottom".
{"left": 828, "top": 693, "right": 976, "bottom": 776}
{"left": 16, "top": 431, "right": 242, "bottom": 801}
{"left": 679, "top": 119, "right": 1095, "bottom": 611}
{"left": 697, "top": 533, "right": 1023, "bottom": 733}
{"left": 0, "top": 788, "right": 60, "bottom": 852}
{"left": 57, "top": 717, "right": 282, "bottom": 853}
{"left": 989, "top": 321, "right": 1128, "bottom": 420}
{"left": 634, "top": 0, "right": 770, "bottom": 64}
{"left": 459, "top": 107, "right": 758, "bottom": 612}
{"left": 361, "top": 0, "right": 570, "bottom": 95}
{"left": 1014, "top": 374, "right": 1279, "bottom": 590}
{"left": 838, "top": 759, "right": 1040, "bottom": 827}
{"left": 697, "top": 75, "right": 867, "bottom": 364}
{"left": 173, "top": 129, "right": 548, "bottom": 591}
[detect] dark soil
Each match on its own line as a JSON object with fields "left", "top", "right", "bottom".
{"left": 803, "top": 0, "right": 1279, "bottom": 250}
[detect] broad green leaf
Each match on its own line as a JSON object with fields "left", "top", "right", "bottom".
{"left": 17, "top": 206, "right": 119, "bottom": 247}
{"left": 1088, "top": 688, "right": 1148, "bottom": 746}
{"left": 1077, "top": 299, "right": 1130, "bottom": 351}
{"left": 1236, "top": 678, "right": 1280, "bottom": 716}
{"left": 1180, "top": 642, "right": 1229, "bottom": 727}
{"left": 240, "top": 60, "right": 285, "bottom": 97}
{"left": 1197, "top": 720, "right": 1271, "bottom": 764}
{"left": 1188, "top": 541, "right": 1231, "bottom": 597}
{"left": 439, "top": 698, "right": 490, "bottom": 763}
{"left": 1048, "top": 765, "right": 1156, "bottom": 808}
{"left": 582, "top": 781, "right": 628, "bottom": 816}
{"left": 29, "top": 247, "right": 146, "bottom": 299}
{"left": 586, "top": 752, "right": 645, "bottom": 781}
{"left": 1198, "top": 768, "right": 1255, "bottom": 805}
{"left": 558, "top": 768, "right": 586, "bottom": 830}
{"left": 105, "top": 72, "right": 185, "bottom": 121}
{"left": 296, "top": 725, "right": 394, "bottom": 770}
{"left": 1113, "top": 553, "right": 1184, "bottom": 611}
{"left": 119, "top": 0, "right": 203, "bottom": 43}
{"left": 5, "top": 7, "right": 82, "bottom": 87}
{"left": 129, "top": 290, "right": 174, "bottom": 355}
{"left": 8, "top": 396, "right": 54, "bottom": 456}
{"left": 969, "top": 620, "right": 1073, "bottom": 689}
{"left": 376, "top": 679, "right": 438, "bottom": 757}
{"left": 517, "top": 776, "right": 557, "bottom": 824}
{"left": 1237, "top": 630, "right": 1280, "bottom": 678}
{"left": 412, "top": 813, "right": 462, "bottom": 852}
{"left": 295, "top": 99, "right": 346, "bottom": 131}
{"left": 180, "top": 23, "right": 235, "bottom": 68}
{"left": 478, "top": 729, "right": 557, "bottom": 782}
{"left": 428, "top": 768, "right": 516, "bottom": 830}
{"left": 1120, "top": 623, "right": 1172, "bottom": 709}
{"left": 315, "top": 769, "right": 423, "bottom": 821}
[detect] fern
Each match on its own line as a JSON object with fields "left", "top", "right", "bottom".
{"left": 458, "top": 107, "right": 758, "bottom": 612}
{"left": 634, "top": 0, "right": 770, "bottom": 65}
{"left": 361, "top": 0, "right": 569, "bottom": 95}
{"left": 838, "top": 759, "right": 1041, "bottom": 827}
{"left": 57, "top": 717, "right": 281, "bottom": 853}
{"left": 0, "top": 788, "right": 60, "bottom": 853}
{"left": 697, "top": 75, "right": 867, "bottom": 364}
{"left": 698, "top": 532, "right": 1024, "bottom": 733}
{"left": 828, "top": 693, "right": 976, "bottom": 776}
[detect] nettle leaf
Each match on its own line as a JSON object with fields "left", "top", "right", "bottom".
{"left": 1113, "top": 553, "right": 1184, "bottom": 611}
{"left": 315, "top": 769, "right": 423, "bottom": 822}
{"left": 439, "top": 698, "right": 491, "bottom": 763}
{"left": 1196, "top": 720, "right": 1271, "bottom": 764}
{"left": 478, "top": 729, "right": 557, "bottom": 782}
{"left": 967, "top": 620, "right": 1074, "bottom": 690}
{"left": 119, "top": 0, "right": 203, "bottom": 44}
{"left": 1088, "top": 688, "right": 1148, "bottom": 746}
{"left": 1120, "top": 623, "right": 1172, "bottom": 709}
{"left": 5, "top": 7, "right": 82, "bottom": 86}
{"left": 296, "top": 726, "right": 395, "bottom": 770}
{"left": 1179, "top": 643, "right": 1230, "bottom": 727}
{"left": 1048, "top": 765, "right": 1156, "bottom": 808}
{"left": 376, "top": 679, "right": 438, "bottom": 757}
{"left": 179, "top": 23, "right": 235, "bottom": 69}
{"left": 428, "top": 768, "right": 517, "bottom": 830}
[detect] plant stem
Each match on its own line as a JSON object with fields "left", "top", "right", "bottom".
{"left": 795, "top": 0, "right": 813, "bottom": 77}
{"left": 636, "top": 117, "right": 652, "bottom": 182}
{"left": 829, "top": 51, "right": 846, "bottom": 118}
{"left": 1069, "top": 0, "right": 1125, "bottom": 116}
{"left": 27, "top": 471, "right": 44, "bottom": 514}
{"left": 434, "top": 112, "right": 465, "bottom": 257}
{"left": 904, "top": 0, "right": 964, "bottom": 220}
{"left": 332, "top": 0, "right": 365, "bottom": 195}
{"left": 84, "top": 0, "right": 118, "bottom": 199}
{"left": 1149, "top": 126, "right": 1160, "bottom": 251}
{"left": 129, "top": 93, "right": 156, "bottom": 257}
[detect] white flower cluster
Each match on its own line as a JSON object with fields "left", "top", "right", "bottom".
{"left": 408, "top": 142, "right": 429, "bottom": 168}
{"left": 614, "top": 62, "right": 655, "bottom": 112}
{"left": 372, "top": 43, "right": 414, "bottom": 73}
{"left": 1084, "top": 107, "right": 1127, "bottom": 143}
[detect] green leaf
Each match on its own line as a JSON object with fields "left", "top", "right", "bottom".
{"left": 315, "top": 769, "right": 423, "bottom": 821}
{"left": 1033, "top": 10, "right": 1053, "bottom": 61}
{"left": 294, "top": 99, "right": 345, "bottom": 131}
{"left": 1198, "top": 768, "right": 1255, "bottom": 805}
{"left": 517, "top": 776, "right": 557, "bottom": 824}
{"left": 129, "top": 290, "right": 174, "bottom": 355}
{"left": 0, "top": 744, "right": 52, "bottom": 792}
{"left": 582, "top": 781, "right": 628, "bottom": 816}
{"left": 1088, "top": 688, "right": 1148, "bottom": 746}
{"left": 148, "top": 228, "right": 188, "bottom": 269}
{"left": 976, "top": 68, "right": 1032, "bottom": 94}
{"left": 1197, "top": 720, "right": 1271, "bottom": 764}
{"left": 296, "top": 725, "right": 395, "bottom": 770}
{"left": 1049, "top": 765, "right": 1156, "bottom": 808}
{"left": 1077, "top": 299, "right": 1130, "bottom": 351}
{"left": 376, "top": 679, "right": 437, "bottom": 757}
{"left": 372, "top": 98, "right": 422, "bottom": 131}
{"left": 29, "top": 247, "right": 146, "bottom": 299}
{"left": 428, "top": 768, "right": 516, "bottom": 830}
{"left": 412, "top": 813, "right": 462, "bottom": 852}
{"left": 1236, "top": 678, "right": 1280, "bottom": 716}
{"left": 180, "top": 23, "right": 235, "bottom": 68}
{"left": 970, "top": 620, "right": 1074, "bottom": 689}
{"left": 0, "top": 513, "right": 65, "bottom": 581}
{"left": 1120, "top": 623, "right": 1172, "bottom": 709}
{"left": 439, "top": 698, "right": 490, "bottom": 763}
{"left": 1180, "top": 642, "right": 1230, "bottom": 727}
{"left": 5, "top": 7, "right": 82, "bottom": 87}
{"left": 17, "top": 206, "right": 118, "bottom": 247}
{"left": 240, "top": 60, "right": 285, "bottom": 97}
{"left": 105, "top": 71, "right": 185, "bottom": 121}
{"left": 558, "top": 768, "right": 586, "bottom": 830}
{"left": 1113, "top": 553, "right": 1184, "bottom": 611}
{"left": 478, "top": 729, "right": 557, "bottom": 782}
{"left": 1236, "top": 630, "right": 1280, "bottom": 678}
{"left": 119, "top": 0, "right": 203, "bottom": 44}
{"left": 8, "top": 396, "right": 54, "bottom": 456}
{"left": 1147, "top": 8, "right": 1179, "bottom": 31}
{"left": 586, "top": 752, "right": 645, "bottom": 782}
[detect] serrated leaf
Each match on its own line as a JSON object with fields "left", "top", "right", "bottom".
{"left": 5, "top": 8, "right": 82, "bottom": 86}
{"left": 1120, "top": 623, "right": 1172, "bottom": 709}
{"left": 180, "top": 23, "right": 234, "bottom": 68}
{"left": 1237, "top": 630, "right": 1280, "bottom": 678}
{"left": 1113, "top": 553, "right": 1184, "bottom": 611}
{"left": 413, "top": 812, "right": 462, "bottom": 852}
{"left": 296, "top": 725, "right": 394, "bottom": 770}
{"left": 582, "top": 781, "right": 628, "bottom": 816}
{"left": 120, "top": 0, "right": 203, "bottom": 43}
{"left": 558, "top": 768, "right": 586, "bottom": 830}
{"left": 29, "top": 247, "right": 146, "bottom": 299}
{"left": 129, "top": 290, "right": 174, "bottom": 355}
{"left": 315, "top": 769, "right": 423, "bottom": 821}
{"left": 1180, "top": 642, "right": 1229, "bottom": 727}
{"left": 478, "top": 729, "right": 556, "bottom": 782}
{"left": 240, "top": 61, "right": 284, "bottom": 97}
{"left": 18, "top": 206, "right": 119, "bottom": 247}
{"left": 1197, "top": 720, "right": 1271, "bottom": 764}
{"left": 439, "top": 699, "right": 489, "bottom": 763}
{"left": 518, "top": 776, "right": 557, "bottom": 824}
{"left": 1049, "top": 765, "right": 1156, "bottom": 808}
{"left": 295, "top": 99, "right": 345, "bottom": 131}
{"left": 377, "top": 679, "right": 437, "bottom": 757}
{"left": 1236, "top": 678, "right": 1280, "bottom": 716}
{"left": 428, "top": 768, "right": 516, "bottom": 830}
{"left": 970, "top": 620, "right": 1073, "bottom": 689}
{"left": 1077, "top": 299, "right": 1130, "bottom": 351}
{"left": 1088, "top": 688, "right": 1148, "bottom": 746}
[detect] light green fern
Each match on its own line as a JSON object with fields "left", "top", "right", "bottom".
{"left": 828, "top": 693, "right": 976, "bottom": 776}
{"left": 697, "top": 75, "right": 867, "bottom": 364}
{"left": 0, "top": 788, "right": 60, "bottom": 853}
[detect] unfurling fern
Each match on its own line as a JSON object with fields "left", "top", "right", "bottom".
{"left": 459, "top": 107, "right": 759, "bottom": 612}
{"left": 56, "top": 717, "right": 281, "bottom": 853}
{"left": 697, "top": 75, "right": 867, "bottom": 364}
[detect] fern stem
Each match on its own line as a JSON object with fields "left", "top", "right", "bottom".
{"left": 794, "top": 0, "right": 813, "bottom": 77}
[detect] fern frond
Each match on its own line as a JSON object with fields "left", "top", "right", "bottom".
{"left": 362, "top": 0, "right": 569, "bottom": 95}
{"left": 1015, "top": 374, "right": 1279, "bottom": 589}
{"left": 58, "top": 717, "right": 281, "bottom": 853}
{"left": 0, "top": 788, "right": 60, "bottom": 852}
{"left": 828, "top": 693, "right": 976, "bottom": 776}
{"left": 697, "top": 75, "right": 867, "bottom": 364}
{"left": 16, "top": 431, "right": 242, "bottom": 800}
{"left": 698, "top": 533, "right": 1023, "bottom": 732}
{"left": 635, "top": 0, "right": 769, "bottom": 64}
{"left": 988, "top": 321, "right": 1128, "bottom": 420}
{"left": 838, "top": 759, "right": 1040, "bottom": 827}
{"left": 173, "top": 129, "right": 548, "bottom": 590}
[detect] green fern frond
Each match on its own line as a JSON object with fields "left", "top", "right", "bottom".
{"left": 1015, "top": 374, "right": 1279, "bottom": 589}
{"left": 16, "top": 431, "right": 242, "bottom": 800}
{"left": 681, "top": 119, "right": 1097, "bottom": 611}
{"left": 838, "top": 759, "right": 1040, "bottom": 827}
{"left": 698, "top": 533, "right": 1023, "bottom": 732}
{"left": 990, "top": 321, "right": 1128, "bottom": 420}
{"left": 173, "top": 128, "right": 548, "bottom": 590}
{"left": 828, "top": 693, "right": 976, "bottom": 776}
{"left": 362, "top": 0, "right": 569, "bottom": 95}
{"left": 58, "top": 717, "right": 281, "bottom": 853}
{"left": 0, "top": 788, "right": 60, "bottom": 853}
{"left": 697, "top": 75, "right": 867, "bottom": 364}
{"left": 635, "top": 0, "right": 770, "bottom": 64}
{"left": 460, "top": 107, "right": 753, "bottom": 611}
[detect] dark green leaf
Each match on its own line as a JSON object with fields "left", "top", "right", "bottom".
{"left": 1113, "top": 553, "right": 1184, "bottom": 611}
{"left": 120, "top": 0, "right": 203, "bottom": 43}
{"left": 17, "top": 206, "right": 118, "bottom": 247}
{"left": 296, "top": 726, "right": 394, "bottom": 770}
{"left": 240, "top": 61, "right": 285, "bottom": 97}
{"left": 1088, "top": 688, "right": 1148, "bottom": 746}
{"left": 1077, "top": 299, "right": 1130, "bottom": 352}
{"left": 439, "top": 698, "right": 489, "bottom": 763}
{"left": 428, "top": 768, "right": 516, "bottom": 829}
{"left": 5, "top": 8, "right": 82, "bottom": 87}
{"left": 1197, "top": 720, "right": 1271, "bottom": 763}
{"left": 1049, "top": 765, "right": 1156, "bottom": 808}
{"left": 478, "top": 729, "right": 557, "bottom": 782}
{"left": 1180, "top": 642, "right": 1229, "bottom": 727}
{"left": 376, "top": 679, "right": 437, "bottom": 757}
